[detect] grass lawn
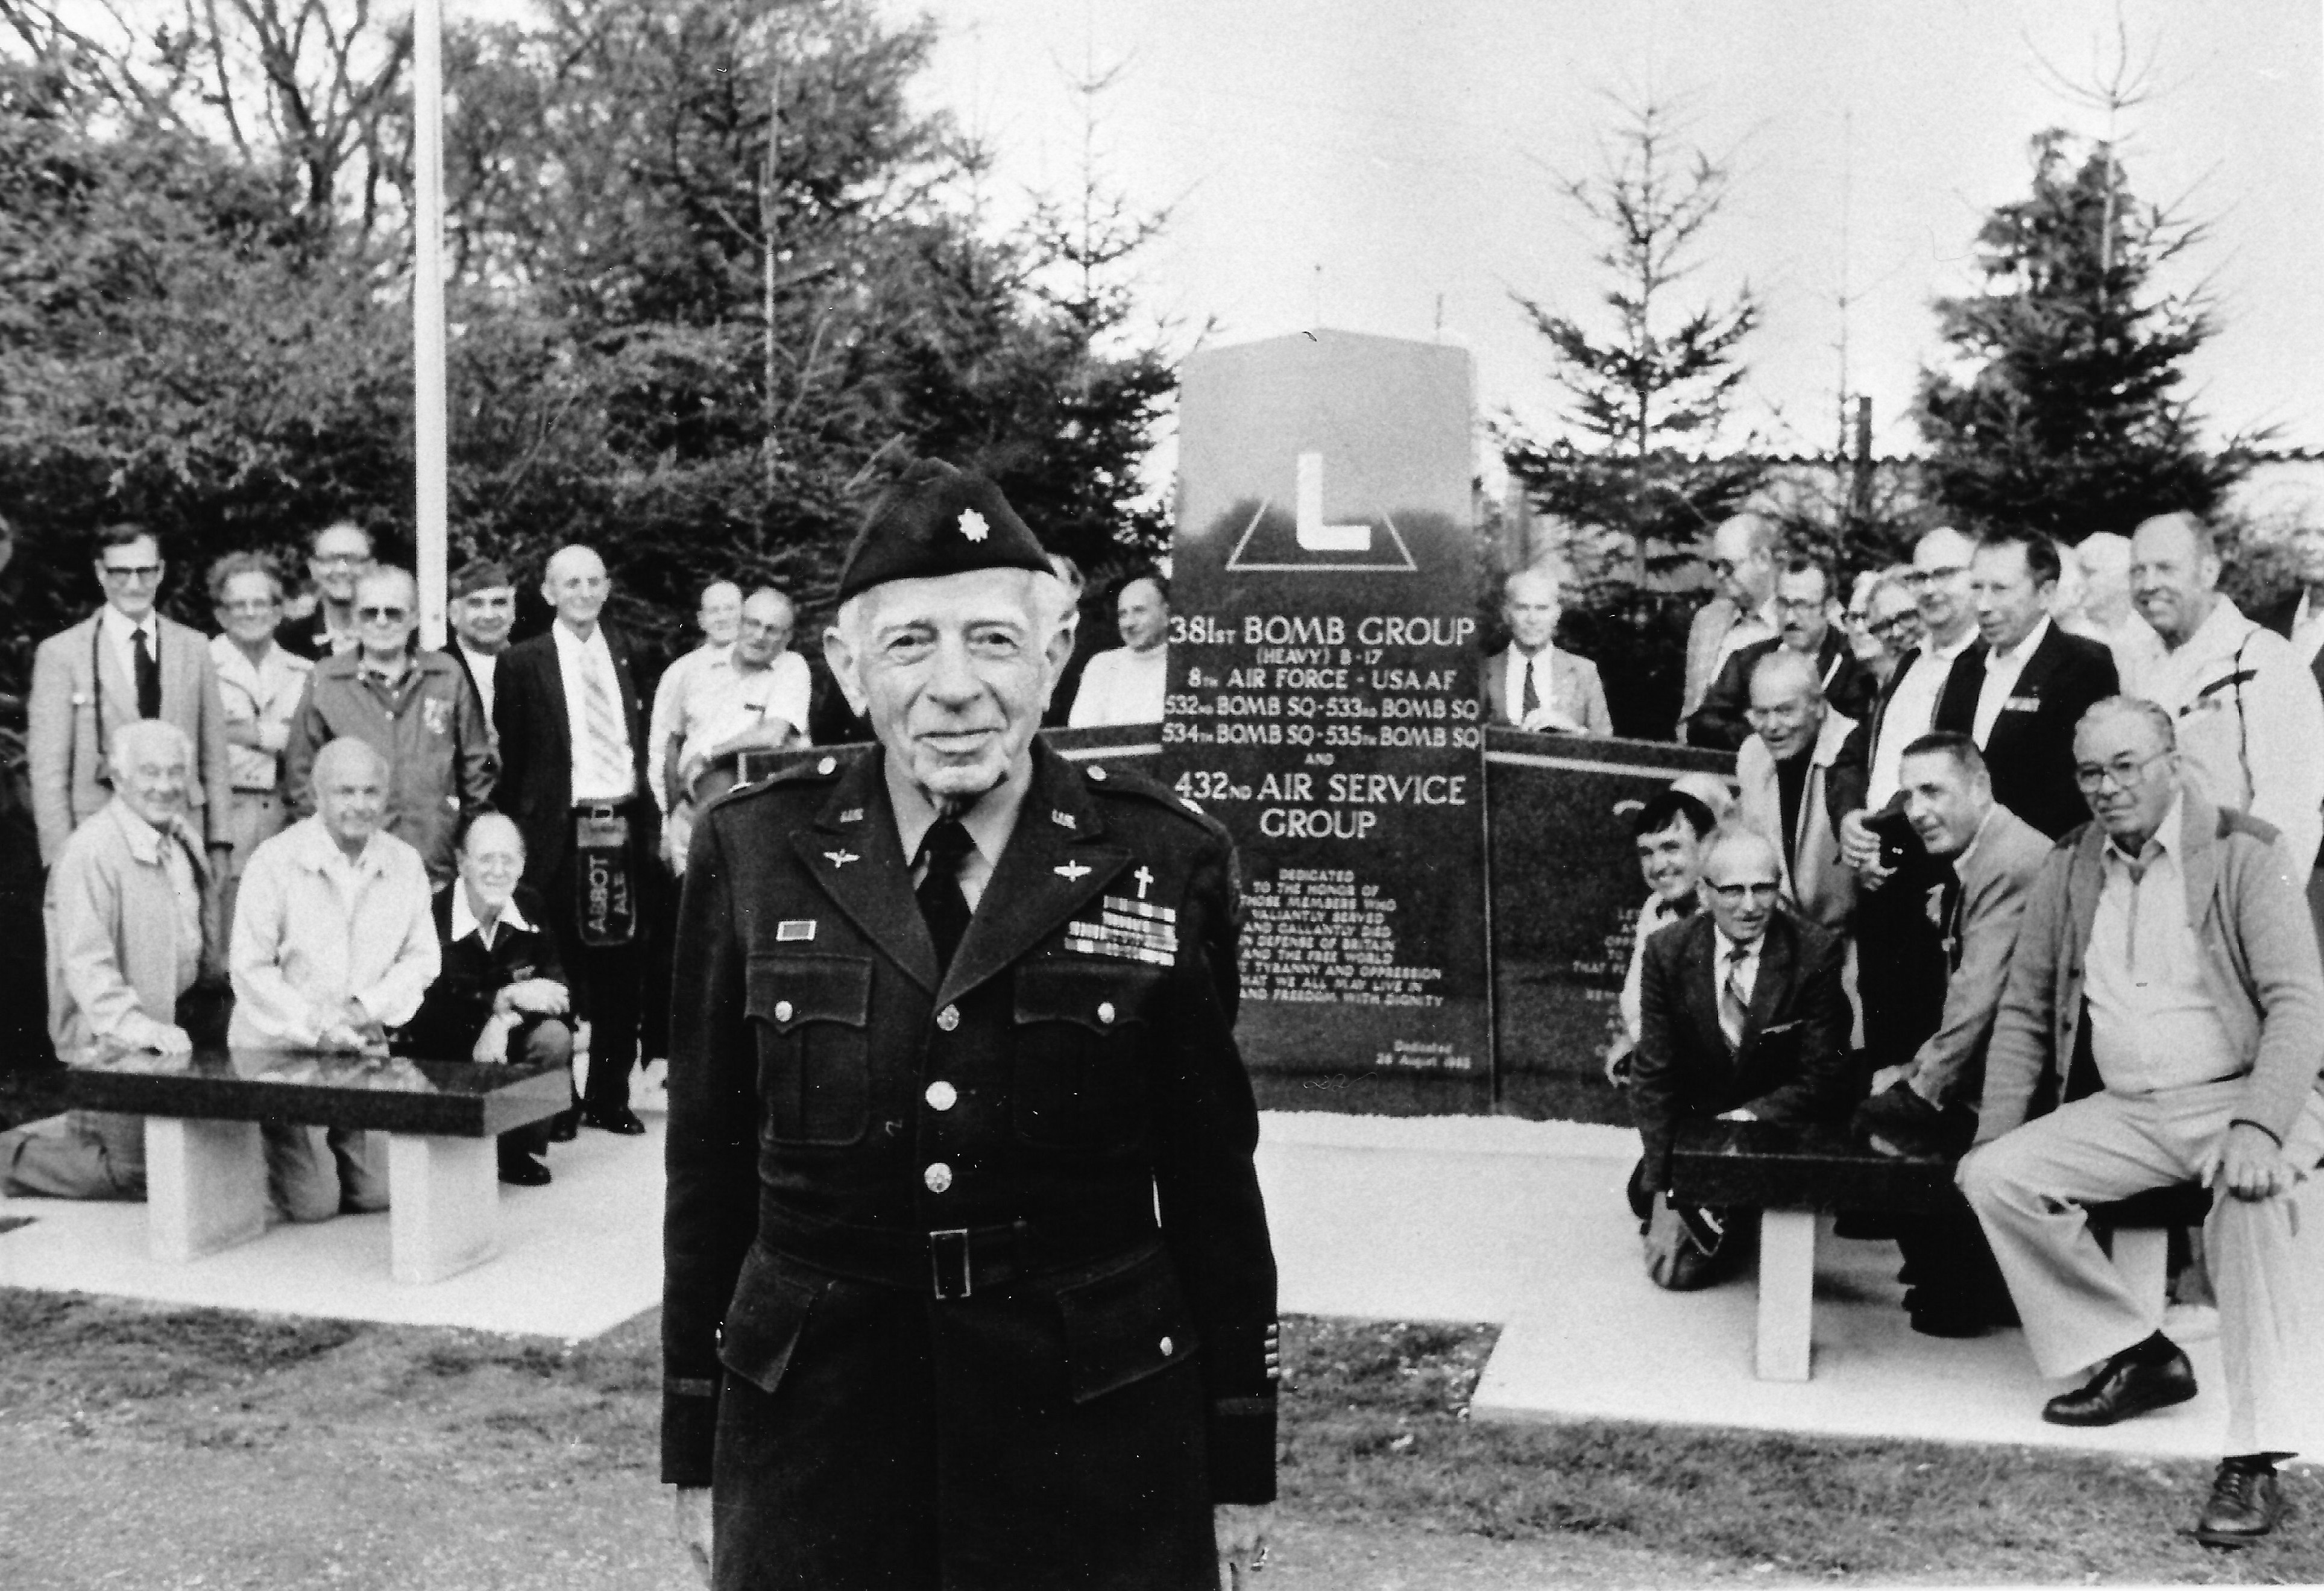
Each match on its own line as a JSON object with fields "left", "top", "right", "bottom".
{"left": 0, "top": 1290, "right": 2313, "bottom": 1588}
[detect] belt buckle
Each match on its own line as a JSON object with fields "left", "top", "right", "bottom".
{"left": 578, "top": 801, "right": 618, "bottom": 821}
{"left": 930, "top": 1228, "right": 972, "bottom": 1300}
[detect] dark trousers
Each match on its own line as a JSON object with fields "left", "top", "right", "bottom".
{"left": 1852, "top": 845, "right": 1948, "bottom": 1066}
{"left": 502, "top": 1018, "right": 572, "bottom": 1161}
{"left": 544, "top": 827, "right": 652, "bottom": 1114}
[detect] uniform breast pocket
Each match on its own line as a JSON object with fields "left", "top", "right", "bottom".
{"left": 1012, "top": 960, "right": 1164, "bottom": 1153}
{"left": 746, "top": 954, "right": 873, "bottom": 1147}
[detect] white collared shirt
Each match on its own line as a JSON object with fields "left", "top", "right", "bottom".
{"left": 1619, "top": 895, "right": 1692, "bottom": 1045}
{"left": 450, "top": 881, "right": 532, "bottom": 951}
{"left": 1971, "top": 616, "right": 2051, "bottom": 746}
{"left": 1868, "top": 625, "right": 1980, "bottom": 808}
{"left": 678, "top": 651, "right": 814, "bottom": 777}
{"left": 887, "top": 754, "right": 1031, "bottom": 912}
{"left": 2123, "top": 596, "right": 2324, "bottom": 870}
{"left": 2291, "top": 591, "right": 2324, "bottom": 667}
{"left": 210, "top": 636, "right": 313, "bottom": 790}
{"left": 549, "top": 620, "right": 637, "bottom": 803}
{"left": 2083, "top": 798, "right": 2241, "bottom": 1095}
{"left": 646, "top": 641, "right": 732, "bottom": 813}
{"left": 1068, "top": 645, "right": 1170, "bottom": 728}
{"left": 1713, "top": 927, "right": 1763, "bottom": 1046}
{"left": 1711, "top": 599, "right": 1780, "bottom": 679}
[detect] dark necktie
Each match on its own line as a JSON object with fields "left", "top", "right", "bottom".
{"left": 916, "top": 817, "right": 975, "bottom": 972}
{"left": 133, "top": 626, "right": 162, "bottom": 719}
{"left": 1519, "top": 654, "right": 1540, "bottom": 721}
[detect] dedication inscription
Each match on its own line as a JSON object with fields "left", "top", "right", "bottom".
{"left": 1169, "top": 331, "right": 1489, "bottom": 1112}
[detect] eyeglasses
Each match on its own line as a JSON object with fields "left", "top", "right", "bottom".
{"left": 1707, "top": 881, "right": 1781, "bottom": 903}
{"left": 219, "top": 599, "right": 279, "bottom": 616}
{"left": 357, "top": 605, "right": 411, "bottom": 623}
{"left": 1901, "top": 566, "right": 1968, "bottom": 587}
{"left": 1868, "top": 613, "right": 1920, "bottom": 638}
{"left": 312, "top": 553, "right": 368, "bottom": 569}
{"left": 1774, "top": 596, "right": 1825, "bottom": 614}
{"left": 100, "top": 563, "right": 162, "bottom": 582}
{"left": 2073, "top": 750, "right": 2172, "bottom": 793}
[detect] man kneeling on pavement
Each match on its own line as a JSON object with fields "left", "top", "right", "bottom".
{"left": 397, "top": 811, "right": 572, "bottom": 1188}
{"left": 1630, "top": 824, "right": 1854, "bottom": 1288}
{"left": 0, "top": 720, "right": 226, "bottom": 1199}
{"left": 1850, "top": 732, "right": 2050, "bottom": 1337}
{"left": 1958, "top": 695, "right": 2324, "bottom": 1548}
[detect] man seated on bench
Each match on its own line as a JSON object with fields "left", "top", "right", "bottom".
{"left": 398, "top": 812, "right": 572, "bottom": 1189}
{"left": 1851, "top": 732, "right": 2050, "bottom": 1337}
{"left": 1633, "top": 824, "right": 1853, "bottom": 1288}
{"left": 1959, "top": 696, "right": 2324, "bottom": 1549}
{"left": 1, "top": 720, "right": 221, "bottom": 1200}
{"left": 230, "top": 736, "right": 438, "bottom": 1223}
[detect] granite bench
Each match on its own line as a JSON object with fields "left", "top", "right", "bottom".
{"left": 1669, "top": 1118, "right": 2210, "bottom": 1382}
{"left": 2, "top": 1048, "right": 568, "bottom": 1283}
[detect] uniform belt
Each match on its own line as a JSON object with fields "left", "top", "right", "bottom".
{"left": 572, "top": 797, "right": 638, "bottom": 820}
{"left": 762, "top": 1207, "right": 1159, "bottom": 1302}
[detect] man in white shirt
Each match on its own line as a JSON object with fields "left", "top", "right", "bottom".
{"left": 206, "top": 552, "right": 311, "bottom": 934}
{"left": 673, "top": 588, "right": 812, "bottom": 808}
{"left": 1837, "top": 525, "right": 1983, "bottom": 1057}
{"left": 231, "top": 736, "right": 439, "bottom": 1223}
{"left": 2062, "top": 532, "right": 2164, "bottom": 678}
{"left": 1481, "top": 564, "right": 1612, "bottom": 735}
{"left": 1068, "top": 574, "right": 1172, "bottom": 728}
{"left": 446, "top": 559, "right": 517, "bottom": 726}
{"left": 646, "top": 580, "right": 744, "bottom": 819}
{"left": 2121, "top": 511, "right": 2324, "bottom": 873}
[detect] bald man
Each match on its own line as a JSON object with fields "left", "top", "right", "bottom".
{"left": 282, "top": 564, "right": 496, "bottom": 883}
{"left": 1678, "top": 513, "right": 1783, "bottom": 736}
{"left": 491, "top": 545, "right": 661, "bottom": 1135}
{"left": 1736, "top": 649, "right": 1860, "bottom": 931}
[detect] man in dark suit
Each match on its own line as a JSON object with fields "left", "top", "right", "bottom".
{"left": 1631, "top": 824, "right": 1854, "bottom": 1290}
{"left": 490, "top": 544, "right": 660, "bottom": 1136}
{"left": 1934, "top": 530, "right": 2118, "bottom": 840}
{"left": 1687, "top": 556, "right": 1877, "bottom": 749}
{"left": 663, "top": 460, "right": 1278, "bottom": 1589}
{"left": 399, "top": 813, "right": 572, "bottom": 1186}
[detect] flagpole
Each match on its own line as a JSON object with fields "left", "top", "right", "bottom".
{"left": 413, "top": 0, "right": 449, "bottom": 650}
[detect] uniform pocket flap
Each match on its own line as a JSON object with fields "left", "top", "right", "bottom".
{"left": 1015, "top": 961, "right": 1164, "bottom": 1034}
{"left": 717, "top": 1247, "right": 827, "bottom": 1395}
{"left": 1056, "top": 1246, "right": 1199, "bottom": 1405}
{"left": 747, "top": 954, "right": 873, "bottom": 1034}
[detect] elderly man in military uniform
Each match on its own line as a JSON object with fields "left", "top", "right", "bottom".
{"left": 663, "top": 459, "right": 1279, "bottom": 1590}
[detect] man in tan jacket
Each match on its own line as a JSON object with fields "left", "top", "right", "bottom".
{"left": 1, "top": 720, "right": 220, "bottom": 1199}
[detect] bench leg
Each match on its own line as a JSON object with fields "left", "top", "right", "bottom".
{"left": 2109, "top": 1226, "right": 2171, "bottom": 1319}
{"left": 1756, "top": 1209, "right": 1818, "bottom": 1381}
{"left": 145, "top": 1118, "right": 268, "bottom": 1262}
{"left": 386, "top": 1135, "right": 498, "bottom": 1284}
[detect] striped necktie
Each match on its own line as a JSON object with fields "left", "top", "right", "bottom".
{"left": 1718, "top": 944, "right": 1751, "bottom": 1053}
{"left": 580, "top": 649, "right": 633, "bottom": 796}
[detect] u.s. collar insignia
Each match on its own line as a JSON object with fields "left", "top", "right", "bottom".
{"left": 825, "top": 849, "right": 860, "bottom": 869}
{"left": 957, "top": 508, "right": 989, "bottom": 542}
{"left": 1054, "top": 860, "right": 1091, "bottom": 881}
{"left": 1050, "top": 808, "right": 1075, "bottom": 830}
{"left": 839, "top": 807, "right": 864, "bottom": 824}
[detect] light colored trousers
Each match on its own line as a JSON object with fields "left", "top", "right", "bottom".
{"left": 263, "top": 1123, "right": 388, "bottom": 1223}
{"left": 0, "top": 1111, "right": 144, "bottom": 1199}
{"left": 1959, "top": 1079, "right": 2324, "bottom": 1456}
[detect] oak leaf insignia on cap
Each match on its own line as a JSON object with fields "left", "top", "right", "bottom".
{"left": 836, "top": 458, "right": 1048, "bottom": 602}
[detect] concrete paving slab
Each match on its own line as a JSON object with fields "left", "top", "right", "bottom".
{"left": 0, "top": 1116, "right": 664, "bottom": 1340}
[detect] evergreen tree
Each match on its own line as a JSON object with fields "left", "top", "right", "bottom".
{"left": 1916, "top": 128, "right": 2251, "bottom": 543}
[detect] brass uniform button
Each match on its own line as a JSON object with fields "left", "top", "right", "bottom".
{"left": 937, "top": 1004, "right": 960, "bottom": 1032}
{"left": 924, "top": 1162, "right": 953, "bottom": 1194}
{"left": 1097, "top": 1001, "right": 1116, "bottom": 1025}
{"left": 773, "top": 1000, "right": 793, "bottom": 1022}
{"left": 1159, "top": 1336, "right": 1174, "bottom": 1356}
{"left": 925, "top": 1081, "right": 957, "bottom": 1112}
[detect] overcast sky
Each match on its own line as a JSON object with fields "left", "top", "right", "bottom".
{"left": 902, "top": 0, "right": 2323, "bottom": 477}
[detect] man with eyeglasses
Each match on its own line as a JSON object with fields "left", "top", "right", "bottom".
{"left": 1834, "top": 526, "right": 1984, "bottom": 1059}
{"left": 1678, "top": 512, "right": 1784, "bottom": 737}
{"left": 1960, "top": 696, "right": 2324, "bottom": 1548}
{"left": 1852, "top": 572, "right": 1922, "bottom": 690}
{"left": 2120, "top": 511, "right": 2324, "bottom": 882}
{"left": 27, "top": 523, "right": 235, "bottom": 868}
{"left": 206, "top": 552, "right": 312, "bottom": 934}
{"left": 279, "top": 521, "right": 376, "bottom": 662}
{"left": 1631, "top": 824, "right": 1853, "bottom": 1290}
{"left": 1687, "top": 556, "right": 1876, "bottom": 750}
{"left": 281, "top": 565, "right": 497, "bottom": 884}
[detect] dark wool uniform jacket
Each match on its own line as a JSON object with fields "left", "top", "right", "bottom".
{"left": 399, "top": 883, "right": 564, "bottom": 1059}
{"left": 662, "top": 741, "right": 1279, "bottom": 1587}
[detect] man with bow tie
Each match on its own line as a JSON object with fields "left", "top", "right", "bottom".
{"left": 661, "top": 459, "right": 1279, "bottom": 1590}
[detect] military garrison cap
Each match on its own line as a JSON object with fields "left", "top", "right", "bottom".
{"left": 837, "top": 458, "right": 1050, "bottom": 603}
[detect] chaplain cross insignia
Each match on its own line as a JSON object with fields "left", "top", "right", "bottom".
{"left": 1054, "top": 860, "right": 1091, "bottom": 881}
{"left": 824, "top": 849, "right": 860, "bottom": 869}
{"left": 957, "top": 508, "right": 989, "bottom": 543}
{"left": 1134, "top": 866, "right": 1154, "bottom": 900}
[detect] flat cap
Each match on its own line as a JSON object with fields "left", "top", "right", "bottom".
{"left": 837, "top": 458, "right": 1050, "bottom": 603}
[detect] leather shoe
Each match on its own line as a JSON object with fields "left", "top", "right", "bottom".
{"left": 2195, "top": 1463, "right": 2282, "bottom": 1548}
{"left": 546, "top": 1107, "right": 579, "bottom": 1143}
{"left": 581, "top": 1103, "right": 646, "bottom": 1136}
{"left": 498, "top": 1152, "right": 553, "bottom": 1188}
{"left": 2041, "top": 1344, "right": 2196, "bottom": 1426}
